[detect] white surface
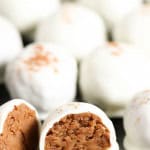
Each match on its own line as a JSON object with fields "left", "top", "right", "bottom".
{"left": 35, "top": 3, "right": 106, "bottom": 61}
{"left": 78, "top": 0, "right": 142, "bottom": 30}
{"left": 0, "top": 16, "right": 22, "bottom": 83}
{"left": 40, "top": 102, "right": 119, "bottom": 150}
{"left": 80, "top": 42, "right": 150, "bottom": 117}
{"left": 5, "top": 43, "right": 77, "bottom": 119}
{"left": 0, "top": 99, "right": 40, "bottom": 134}
{"left": 113, "top": 5, "right": 150, "bottom": 51}
{"left": 124, "top": 90, "right": 150, "bottom": 150}
{"left": 0, "top": 0, "right": 60, "bottom": 33}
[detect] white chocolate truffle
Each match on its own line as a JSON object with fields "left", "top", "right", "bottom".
{"left": 78, "top": 0, "right": 142, "bottom": 30}
{"left": 124, "top": 90, "right": 150, "bottom": 150}
{"left": 35, "top": 3, "right": 106, "bottom": 61}
{"left": 0, "top": 0, "right": 60, "bottom": 33}
{"left": 80, "top": 42, "right": 150, "bottom": 117}
{"left": 113, "top": 5, "right": 150, "bottom": 51}
{"left": 0, "top": 99, "right": 40, "bottom": 150}
{"left": 5, "top": 43, "right": 77, "bottom": 119}
{"left": 40, "top": 102, "right": 119, "bottom": 150}
{"left": 0, "top": 16, "right": 22, "bottom": 83}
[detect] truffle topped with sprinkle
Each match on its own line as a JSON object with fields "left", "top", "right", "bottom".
{"left": 80, "top": 42, "right": 150, "bottom": 116}
{"left": 5, "top": 43, "right": 77, "bottom": 119}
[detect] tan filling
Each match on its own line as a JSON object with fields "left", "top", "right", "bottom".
{"left": 45, "top": 113, "right": 111, "bottom": 150}
{"left": 0, "top": 104, "right": 39, "bottom": 150}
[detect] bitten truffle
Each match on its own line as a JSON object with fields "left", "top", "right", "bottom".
{"left": 0, "top": 0, "right": 60, "bottom": 33}
{"left": 35, "top": 3, "right": 106, "bottom": 61}
{"left": 0, "top": 16, "right": 22, "bottom": 83}
{"left": 124, "top": 90, "right": 150, "bottom": 150}
{"left": 113, "top": 4, "right": 150, "bottom": 52}
{"left": 78, "top": 0, "right": 142, "bottom": 30}
{"left": 0, "top": 99, "right": 40, "bottom": 150}
{"left": 40, "top": 102, "right": 119, "bottom": 150}
{"left": 5, "top": 43, "right": 77, "bottom": 119}
{"left": 80, "top": 42, "right": 150, "bottom": 117}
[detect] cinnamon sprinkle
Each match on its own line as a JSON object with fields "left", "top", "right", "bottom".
{"left": 108, "top": 42, "right": 118, "bottom": 47}
{"left": 108, "top": 42, "right": 123, "bottom": 56}
{"left": 24, "top": 45, "right": 59, "bottom": 72}
{"left": 34, "top": 44, "right": 44, "bottom": 51}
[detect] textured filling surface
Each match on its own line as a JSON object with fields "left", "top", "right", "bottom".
{"left": 0, "top": 104, "right": 39, "bottom": 150}
{"left": 45, "top": 113, "right": 111, "bottom": 150}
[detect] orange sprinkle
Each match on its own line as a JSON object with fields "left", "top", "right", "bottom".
{"left": 24, "top": 47, "right": 59, "bottom": 72}
{"left": 34, "top": 44, "right": 44, "bottom": 51}
{"left": 108, "top": 42, "right": 119, "bottom": 47}
{"left": 108, "top": 42, "right": 123, "bottom": 56}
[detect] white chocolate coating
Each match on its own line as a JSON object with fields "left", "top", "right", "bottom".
{"left": 113, "top": 5, "right": 150, "bottom": 51}
{"left": 0, "top": 0, "right": 60, "bottom": 33}
{"left": 35, "top": 3, "right": 106, "bottom": 61}
{"left": 5, "top": 43, "right": 77, "bottom": 119}
{"left": 0, "top": 99, "right": 40, "bottom": 134}
{"left": 80, "top": 42, "right": 150, "bottom": 117}
{"left": 124, "top": 90, "right": 150, "bottom": 150}
{"left": 40, "top": 102, "right": 119, "bottom": 150}
{"left": 0, "top": 16, "right": 22, "bottom": 83}
{"left": 78, "top": 0, "right": 142, "bottom": 30}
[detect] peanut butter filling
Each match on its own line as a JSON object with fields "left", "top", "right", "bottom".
{"left": 0, "top": 104, "right": 39, "bottom": 150}
{"left": 45, "top": 113, "right": 111, "bottom": 150}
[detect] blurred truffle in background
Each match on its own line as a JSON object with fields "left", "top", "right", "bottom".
{"left": 124, "top": 90, "right": 150, "bottom": 150}
{"left": 5, "top": 43, "right": 77, "bottom": 119}
{"left": 113, "top": 4, "right": 150, "bottom": 52}
{"left": 35, "top": 2, "right": 106, "bottom": 61}
{"left": 0, "top": 0, "right": 60, "bottom": 38}
{"left": 80, "top": 42, "right": 150, "bottom": 117}
{"left": 0, "top": 16, "right": 22, "bottom": 83}
{"left": 77, "top": 0, "right": 143, "bottom": 31}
